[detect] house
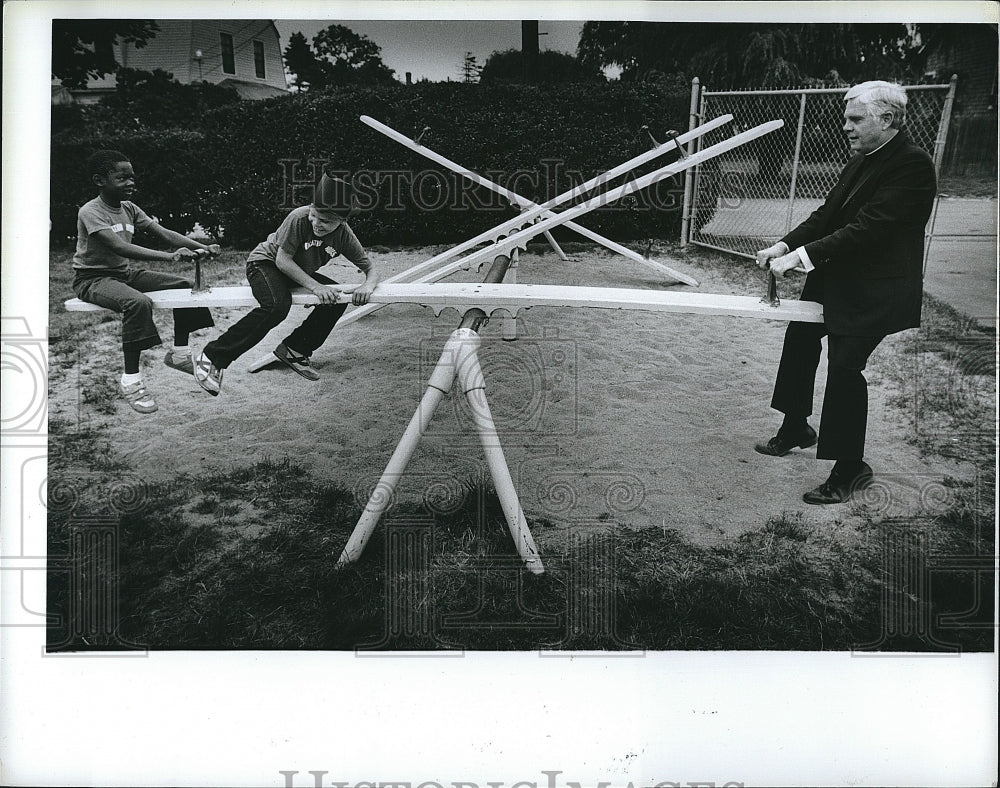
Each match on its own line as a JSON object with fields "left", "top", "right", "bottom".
{"left": 63, "top": 19, "right": 288, "bottom": 103}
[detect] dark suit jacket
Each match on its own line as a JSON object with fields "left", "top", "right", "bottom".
{"left": 781, "top": 131, "right": 937, "bottom": 335}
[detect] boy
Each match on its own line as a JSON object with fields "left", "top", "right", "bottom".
{"left": 72, "top": 150, "right": 218, "bottom": 414}
{"left": 193, "top": 171, "right": 380, "bottom": 395}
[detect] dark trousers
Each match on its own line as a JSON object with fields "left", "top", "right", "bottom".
{"left": 203, "top": 261, "right": 347, "bottom": 369}
{"left": 770, "top": 321, "right": 885, "bottom": 461}
{"left": 73, "top": 268, "right": 214, "bottom": 353}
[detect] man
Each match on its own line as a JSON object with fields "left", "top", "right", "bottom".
{"left": 755, "top": 80, "right": 937, "bottom": 504}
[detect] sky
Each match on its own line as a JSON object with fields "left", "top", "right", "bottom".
{"left": 273, "top": 19, "right": 585, "bottom": 83}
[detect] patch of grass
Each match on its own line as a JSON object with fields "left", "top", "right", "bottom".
{"left": 938, "top": 174, "right": 999, "bottom": 198}
{"left": 79, "top": 375, "right": 120, "bottom": 415}
{"left": 46, "top": 457, "right": 993, "bottom": 651}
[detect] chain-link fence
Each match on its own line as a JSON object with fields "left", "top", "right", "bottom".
{"left": 682, "top": 80, "right": 956, "bottom": 263}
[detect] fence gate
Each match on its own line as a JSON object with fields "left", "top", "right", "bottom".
{"left": 682, "top": 79, "right": 956, "bottom": 270}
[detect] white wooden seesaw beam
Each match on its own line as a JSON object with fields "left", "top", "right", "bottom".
{"left": 358, "top": 114, "right": 732, "bottom": 287}
{"left": 333, "top": 114, "right": 736, "bottom": 329}
{"left": 335, "top": 118, "right": 785, "bottom": 330}
{"left": 65, "top": 283, "right": 823, "bottom": 323}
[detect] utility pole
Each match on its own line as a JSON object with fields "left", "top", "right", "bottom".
{"left": 521, "top": 20, "right": 539, "bottom": 83}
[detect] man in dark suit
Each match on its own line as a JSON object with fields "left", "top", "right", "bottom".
{"left": 754, "top": 81, "right": 937, "bottom": 504}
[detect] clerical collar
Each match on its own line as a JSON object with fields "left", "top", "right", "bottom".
{"left": 866, "top": 130, "right": 899, "bottom": 157}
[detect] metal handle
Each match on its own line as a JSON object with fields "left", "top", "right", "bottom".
{"left": 192, "top": 249, "right": 211, "bottom": 293}
{"left": 761, "top": 269, "right": 780, "bottom": 307}
{"left": 665, "top": 129, "right": 688, "bottom": 159}
{"left": 640, "top": 124, "right": 660, "bottom": 148}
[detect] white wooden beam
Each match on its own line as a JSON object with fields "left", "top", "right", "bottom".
{"left": 334, "top": 117, "right": 733, "bottom": 329}
{"left": 66, "top": 282, "right": 823, "bottom": 323}
{"left": 359, "top": 114, "right": 731, "bottom": 288}
{"left": 338, "top": 118, "right": 783, "bottom": 331}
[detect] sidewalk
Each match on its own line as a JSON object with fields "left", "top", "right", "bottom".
{"left": 922, "top": 197, "right": 998, "bottom": 329}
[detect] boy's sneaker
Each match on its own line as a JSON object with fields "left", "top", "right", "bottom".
{"left": 193, "top": 349, "right": 223, "bottom": 395}
{"left": 274, "top": 342, "right": 320, "bottom": 381}
{"left": 164, "top": 349, "right": 194, "bottom": 375}
{"left": 120, "top": 380, "right": 158, "bottom": 413}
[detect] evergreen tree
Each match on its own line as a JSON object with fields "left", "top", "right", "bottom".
{"left": 283, "top": 31, "right": 323, "bottom": 91}
{"left": 461, "top": 52, "right": 482, "bottom": 83}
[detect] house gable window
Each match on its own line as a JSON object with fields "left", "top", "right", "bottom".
{"left": 253, "top": 40, "right": 265, "bottom": 79}
{"left": 220, "top": 32, "right": 235, "bottom": 75}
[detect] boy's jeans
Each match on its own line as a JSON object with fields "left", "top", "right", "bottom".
{"left": 202, "top": 261, "right": 348, "bottom": 369}
{"left": 73, "top": 267, "right": 214, "bottom": 353}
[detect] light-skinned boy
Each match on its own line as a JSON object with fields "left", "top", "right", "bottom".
{"left": 72, "top": 150, "right": 220, "bottom": 413}
{"left": 193, "top": 171, "right": 380, "bottom": 395}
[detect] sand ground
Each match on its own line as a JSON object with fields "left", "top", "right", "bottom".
{"left": 49, "top": 245, "right": 980, "bottom": 549}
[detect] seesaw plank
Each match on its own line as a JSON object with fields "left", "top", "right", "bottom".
{"left": 66, "top": 283, "right": 823, "bottom": 322}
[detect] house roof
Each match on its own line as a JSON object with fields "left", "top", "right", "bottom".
{"left": 217, "top": 78, "right": 288, "bottom": 100}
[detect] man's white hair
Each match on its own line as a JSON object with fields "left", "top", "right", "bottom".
{"left": 845, "top": 80, "right": 908, "bottom": 129}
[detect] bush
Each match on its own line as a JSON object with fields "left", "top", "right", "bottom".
{"left": 52, "top": 82, "right": 694, "bottom": 247}
{"left": 50, "top": 129, "right": 220, "bottom": 243}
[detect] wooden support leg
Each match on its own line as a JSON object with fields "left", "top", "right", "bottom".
{"left": 542, "top": 229, "right": 569, "bottom": 261}
{"left": 502, "top": 249, "right": 519, "bottom": 341}
{"left": 336, "top": 328, "right": 470, "bottom": 567}
{"left": 455, "top": 338, "right": 545, "bottom": 575}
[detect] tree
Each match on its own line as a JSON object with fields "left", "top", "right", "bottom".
{"left": 479, "top": 48, "right": 605, "bottom": 85}
{"left": 577, "top": 22, "right": 921, "bottom": 88}
{"left": 52, "top": 20, "right": 159, "bottom": 88}
{"left": 461, "top": 52, "right": 482, "bottom": 83}
{"left": 283, "top": 25, "right": 396, "bottom": 89}
{"left": 312, "top": 24, "right": 397, "bottom": 86}
{"left": 283, "top": 31, "right": 324, "bottom": 91}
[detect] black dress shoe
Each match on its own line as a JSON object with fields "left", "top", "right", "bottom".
{"left": 802, "top": 462, "right": 874, "bottom": 505}
{"left": 754, "top": 425, "right": 818, "bottom": 457}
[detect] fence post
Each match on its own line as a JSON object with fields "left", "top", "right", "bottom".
{"left": 680, "top": 76, "right": 701, "bottom": 247}
{"left": 932, "top": 74, "right": 959, "bottom": 175}
{"left": 923, "top": 74, "right": 958, "bottom": 275}
{"left": 785, "top": 91, "right": 808, "bottom": 234}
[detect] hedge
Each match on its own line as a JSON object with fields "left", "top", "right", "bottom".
{"left": 51, "top": 82, "right": 698, "bottom": 248}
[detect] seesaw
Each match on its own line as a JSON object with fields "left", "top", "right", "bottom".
{"left": 352, "top": 114, "right": 734, "bottom": 292}
{"left": 65, "top": 117, "right": 805, "bottom": 574}
{"left": 333, "top": 114, "right": 736, "bottom": 331}
{"left": 242, "top": 114, "right": 770, "bottom": 373}
{"left": 333, "top": 117, "right": 781, "bottom": 339}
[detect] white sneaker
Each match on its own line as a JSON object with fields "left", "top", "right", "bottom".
{"left": 120, "top": 380, "right": 158, "bottom": 413}
{"left": 193, "top": 349, "right": 223, "bottom": 396}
